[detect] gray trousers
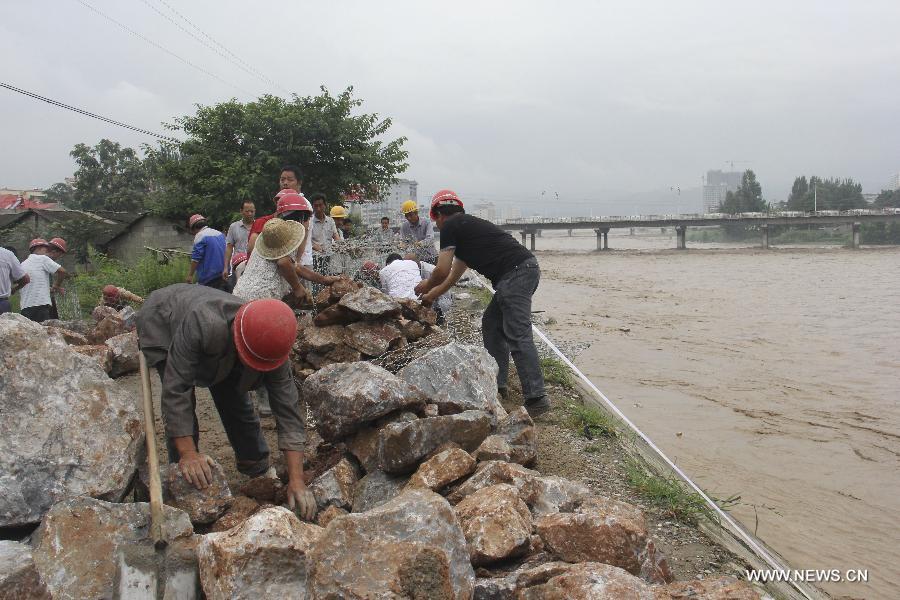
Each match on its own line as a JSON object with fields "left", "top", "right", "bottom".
{"left": 482, "top": 258, "right": 546, "bottom": 400}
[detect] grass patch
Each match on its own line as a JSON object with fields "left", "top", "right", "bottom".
{"left": 540, "top": 357, "right": 573, "bottom": 389}
{"left": 624, "top": 457, "right": 713, "bottom": 524}
{"left": 584, "top": 442, "right": 605, "bottom": 454}
{"left": 566, "top": 402, "right": 617, "bottom": 439}
{"left": 470, "top": 286, "right": 494, "bottom": 310}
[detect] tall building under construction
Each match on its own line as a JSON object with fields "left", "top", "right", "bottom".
{"left": 701, "top": 170, "right": 743, "bottom": 213}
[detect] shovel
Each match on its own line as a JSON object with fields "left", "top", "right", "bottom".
{"left": 113, "top": 353, "right": 197, "bottom": 599}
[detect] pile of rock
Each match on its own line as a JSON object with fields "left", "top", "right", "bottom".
{"left": 40, "top": 308, "right": 140, "bottom": 378}
{"left": 291, "top": 280, "right": 442, "bottom": 378}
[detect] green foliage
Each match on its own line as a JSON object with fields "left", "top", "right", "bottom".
{"left": 42, "top": 182, "right": 75, "bottom": 206}
{"left": 470, "top": 286, "right": 495, "bottom": 310}
{"left": 144, "top": 88, "right": 408, "bottom": 229}
{"left": 719, "top": 170, "right": 767, "bottom": 214}
{"left": 540, "top": 357, "right": 574, "bottom": 389}
{"left": 566, "top": 402, "right": 617, "bottom": 438}
{"left": 873, "top": 188, "right": 900, "bottom": 208}
{"left": 861, "top": 221, "right": 900, "bottom": 244}
{"left": 786, "top": 175, "right": 867, "bottom": 211}
{"left": 71, "top": 248, "right": 189, "bottom": 317}
{"left": 69, "top": 139, "right": 151, "bottom": 212}
{"left": 623, "top": 458, "right": 711, "bottom": 524}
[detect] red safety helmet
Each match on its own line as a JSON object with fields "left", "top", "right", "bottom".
{"left": 429, "top": 189, "right": 464, "bottom": 220}
{"left": 188, "top": 214, "right": 207, "bottom": 228}
{"left": 48, "top": 237, "right": 68, "bottom": 254}
{"left": 102, "top": 285, "right": 120, "bottom": 299}
{"left": 232, "top": 299, "right": 298, "bottom": 372}
{"left": 276, "top": 192, "right": 312, "bottom": 216}
{"left": 231, "top": 252, "right": 249, "bottom": 267}
{"left": 274, "top": 188, "right": 295, "bottom": 199}
{"left": 29, "top": 238, "right": 49, "bottom": 251}
{"left": 362, "top": 260, "right": 379, "bottom": 273}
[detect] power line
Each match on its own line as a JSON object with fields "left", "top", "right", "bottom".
{"left": 0, "top": 81, "right": 179, "bottom": 142}
{"left": 74, "top": 0, "right": 251, "bottom": 95}
{"left": 144, "top": 0, "right": 289, "bottom": 94}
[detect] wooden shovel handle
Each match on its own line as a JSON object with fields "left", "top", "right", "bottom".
{"left": 139, "top": 352, "right": 165, "bottom": 546}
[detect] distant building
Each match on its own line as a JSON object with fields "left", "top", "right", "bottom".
{"left": 701, "top": 170, "right": 742, "bottom": 213}
{"left": 889, "top": 172, "right": 900, "bottom": 191}
{"left": 469, "top": 202, "right": 498, "bottom": 223}
{"left": 355, "top": 179, "right": 418, "bottom": 229}
{"left": 0, "top": 187, "right": 46, "bottom": 200}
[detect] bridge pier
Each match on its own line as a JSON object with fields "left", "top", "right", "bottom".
{"left": 761, "top": 224, "right": 769, "bottom": 249}
{"left": 852, "top": 222, "right": 861, "bottom": 249}
{"left": 630, "top": 227, "right": 635, "bottom": 236}
{"left": 530, "top": 230, "right": 536, "bottom": 251}
{"left": 675, "top": 225, "right": 687, "bottom": 250}
{"left": 595, "top": 228, "right": 610, "bottom": 250}
{"left": 520, "top": 231, "right": 527, "bottom": 246}
{"left": 568, "top": 229, "right": 572, "bottom": 237}
{"left": 536, "top": 229, "right": 542, "bottom": 237}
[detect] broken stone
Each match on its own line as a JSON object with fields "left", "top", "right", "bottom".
{"left": 105, "top": 330, "right": 140, "bottom": 377}
{"left": 662, "top": 575, "right": 761, "bottom": 599}
{"left": 345, "top": 320, "right": 403, "bottom": 356}
{"left": 313, "top": 303, "right": 359, "bottom": 327}
{"left": 516, "top": 562, "right": 655, "bottom": 599}
{"left": 535, "top": 496, "right": 671, "bottom": 582}
{"left": 329, "top": 278, "right": 360, "bottom": 302}
{"left": 473, "top": 575, "right": 516, "bottom": 600}
{"left": 307, "top": 489, "right": 474, "bottom": 600}
{"left": 0, "top": 315, "right": 144, "bottom": 527}
{"left": 42, "top": 318, "right": 92, "bottom": 334}
{"left": 347, "top": 425, "right": 381, "bottom": 472}
{"left": 314, "top": 285, "right": 333, "bottom": 306}
{"left": 89, "top": 313, "right": 126, "bottom": 344}
{"left": 161, "top": 459, "right": 233, "bottom": 525}
{"left": 305, "top": 343, "right": 363, "bottom": 369}
{"left": 407, "top": 446, "right": 477, "bottom": 492}
{"left": 640, "top": 539, "right": 674, "bottom": 585}
{"left": 338, "top": 286, "right": 402, "bottom": 320}
{"left": 0, "top": 541, "right": 50, "bottom": 600}
{"left": 401, "top": 319, "right": 428, "bottom": 341}
{"left": 352, "top": 470, "right": 409, "bottom": 513}
{"left": 399, "top": 342, "right": 505, "bottom": 418}
{"left": 198, "top": 507, "right": 323, "bottom": 600}
{"left": 397, "top": 297, "right": 438, "bottom": 325}
{"left": 424, "top": 403, "right": 440, "bottom": 417}
{"left": 69, "top": 343, "right": 113, "bottom": 374}
{"left": 297, "top": 324, "right": 346, "bottom": 354}
{"left": 474, "top": 408, "right": 536, "bottom": 466}
{"left": 378, "top": 410, "right": 493, "bottom": 474}
{"left": 45, "top": 326, "right": 89, "bottom": 345}
{"left": 309, "top": 457, "right": 360, "bottom": 511}
{"left": 455, "top": 484, "right": 533, "bottom": 566}
{"left": 448, "top": 461, "right": 590, "bottom": 517}
{"left": 316, "top": 505, "right": 348, "bottom": 527}
{"left": 211, "top": 496, "right": 262, "bottom": 533}
{"left": 304, "top": 361, "right": 426, "bottom": 441}
{"left": 31, "top": 497, "right": 194, "bottom": 600}
{"left": 239, "top": 475, "right": 286, "bottom": 504}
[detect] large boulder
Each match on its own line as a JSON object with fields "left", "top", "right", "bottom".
{"left": 308, "top": 489, "right": 474, "bottom": 599}
{"left": 89, "top": 313, "right": 126, "bottom": 344}
{"left": 338, "top": 286, "right": 402, "bottom": 319}
{"left": 309, "top": 457, "right": 360, "bottom": 511}
{"left": 535, "top": 497, "right": 672, "bottom": 583}
{"left": 0, "top": 541, "right": 50, "bottom": 599}
{"left": 345, "top": 320, "right": 403, "bottom": 356}
{"left": 31, "top": 497, "right": 195, "bottom": 600}
{"left": 0, "top": 315, "right": 144, "bottom": 527}
{"left": 198, "top": 507, "right": 323, "bottom": 600}
{"left": 455, "top": 484, "right": 533, "bottom": 566}
{"left": 211, "top": 495, "right": 262, "bottom": 533}
{"left": 106, "top": 330, "right": 140, "bottom": 377}
{"left": 45, "top": 326, "right": 89, "bottom": 345}
{"left": 397, "top": 297, "right": 438, "bottom": 325}
{"left": 378, "top": 411, "right": 494, "bottom": 474}
{"left": 69, "top": 344, "right": 113, "bottom": 374}
{"left": 41, "top": 318, "right": 92, "bottom": 334}
{"left": 304, "top": 362, "right": 426, "bottom": 441}
{"left": 155, "top": 458, "right": 233, "bottom": 525}
{"left": 474, "top": 407, "right": 537, "bottom": 466}
{"left": 448, "top": 461, "right": 590, "bottom": 517}
{"left": 407, "top": 445, "right": 477, "bottom": 492}
{"left": 297, "top": 324, "right": 346, "bottom": 355}
{"left": 313, "top": 304, "right": 359, "bottom": 327}
{"left": 516, "top": 562, "right": 656, "bottom": 599}
{"left": 662, "top": 575, "right": 761, "bottom": 599}
{"left": 352, "top": 470, "right": 409, "bottom": 513}
{"left": 399, "top": 342, "right": 506, "bottom": 418}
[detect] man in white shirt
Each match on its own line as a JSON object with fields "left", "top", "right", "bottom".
{"left": 19, "top": 239, "right": 68, "bottom": 322}
{"left": 378, "top": 253, "right": 423, "bottom": 300}
{"left": 223, "top": 200, "right": 255, "bottom": 283}
{"left": 0, "top": 246, "right": 29, "bottom": 315}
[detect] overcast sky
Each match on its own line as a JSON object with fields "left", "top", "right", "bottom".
{"left": 2, "top": 0, "right": 898, "bottom": 213}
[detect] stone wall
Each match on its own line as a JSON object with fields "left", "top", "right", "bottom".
{"left": 105, "top": 216, "right": 194, "bottom": 263}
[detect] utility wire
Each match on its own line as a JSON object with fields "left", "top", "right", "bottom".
{"left": 0, "top": 81, "right": 179, "bottom": 142}
{"left": 74, "top": 0, "right": 251, "bottom": 95}
{"left": 145, "top": 0, "right": 289, "bottom": 94}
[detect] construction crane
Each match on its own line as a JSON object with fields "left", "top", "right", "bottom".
{"left": 725, "top": 160, "right": 751, "bottom": 170}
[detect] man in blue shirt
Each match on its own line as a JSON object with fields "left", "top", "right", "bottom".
{"left": 186, "top": 214, "right": 228, "bottom": 291}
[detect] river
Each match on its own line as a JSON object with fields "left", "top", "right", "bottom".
{"left": 531, "top": 229, "right": 900, "bottom": 599}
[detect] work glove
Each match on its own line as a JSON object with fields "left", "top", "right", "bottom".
{"left": 286, "top": 480, "right": 317, "bottom": 522}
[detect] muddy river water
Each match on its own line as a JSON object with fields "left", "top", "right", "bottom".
{"left": 530, "top": 230, "right": 899, "bottom": 598}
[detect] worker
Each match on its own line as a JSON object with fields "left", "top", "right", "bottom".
{"left": 45, "top": 237, "right": 68, "bottom": 319}
{"left": 136, "top": 285, "right": 316, "bottom": 521}
{"left": 330, "top": 205, "right": 349, "bottom": 240}
{"left": 99, "top": 284, "right": 144, "bottom": 310}
{"left": 18, "top": 238, "right": 68, "bottom": 323}
{"left": 223, "top": 200, "right": 256, "bottom": 286}
{"left": 400, "top": 200, "right": 437, "bottom": 262}
{"left": 415, "top": 189, "right": 550, "bottom": 417}
{"left": 186, "top": 214, "right": 228, "bottom": 291}
{"left": 0, "top": 245, "right": 29, "bottom": 316}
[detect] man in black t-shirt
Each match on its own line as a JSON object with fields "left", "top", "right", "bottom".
{"left": 416, "top": 189, "right": 550, "bottom": 417}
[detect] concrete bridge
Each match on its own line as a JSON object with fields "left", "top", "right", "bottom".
{"left": 498, "top": 209, "right": 900, "bottom": 250}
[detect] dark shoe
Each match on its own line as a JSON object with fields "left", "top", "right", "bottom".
{"left": 523, "top": 395, "right": 551, "bottom": 418}
{"left": 498, "top": 387, "right": 509, "bottom": 400}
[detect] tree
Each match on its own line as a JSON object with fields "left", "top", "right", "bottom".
{"left": 873, "top": 188, "right": 900, "bottom": 208}
{"left": 42, "top": 182, "right": 75, "bottom": 206}
{"left": 144, "top": 87, "right": 408, "bottom": 228}
{"left": 787, "top": 176, "right": 808, "bottom": 207}
{"left": 719, "top": 169, "right": 766, "bottom": 214}
{"left": 785, "top": 175, "right": 866, "bottom": 211}
{"left": 68, "top": 139, "right": 151, "bottom": 212}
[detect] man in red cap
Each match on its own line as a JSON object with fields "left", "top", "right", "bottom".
{"left": 136, "top": 284, "right": 316, "bottom": 521}
{"left": 415, "top": 189, "right": 550, "bottom": 417}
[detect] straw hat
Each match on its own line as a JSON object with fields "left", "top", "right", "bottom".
{"left": 255, "top": 218, "right": 306, "bottom": 260}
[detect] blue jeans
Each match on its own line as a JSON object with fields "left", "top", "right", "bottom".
{"left": 482, "top": 258, "right": 546, "bottom": 400}
{"left": 0, "top": 298, "right": 10, "bottom": 315}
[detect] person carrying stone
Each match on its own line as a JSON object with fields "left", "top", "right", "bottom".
{"left": 18, "top": 238, "right": 68, "bottom": 323}
{"left": 186, "top": 214, "right": 228, "bottom": 291}
{"left": 0, "top": 245, "right": 29, "bottom": 315}
{"left": 233, "top": 218, "right": 309, "bottom": 306}
{"left": 415, "top": 189, "right": 550, "bottom": 417}
{"left": 136, "top": 284, "right": 317, "bottom": 521}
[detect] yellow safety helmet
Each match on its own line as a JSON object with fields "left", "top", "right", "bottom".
{"left": 400, "top": 200, "right": 418, "bottom": 215}
{"left": 329, "top": 205, "right": 349, "bottom": 219}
